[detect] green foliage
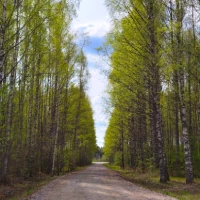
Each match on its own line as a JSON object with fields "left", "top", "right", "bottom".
{"left": 0, "top": 0, "right": 96, "bottom": 183}
{"left": 114, "top": 151, "right": 122, "bottom": 166}
{"left": 104, "top": 0, "right": 200, "bottom": 184}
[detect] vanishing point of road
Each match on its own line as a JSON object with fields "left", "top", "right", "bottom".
{"left": 26, "top": 163, "right": 176, "bottom": 200}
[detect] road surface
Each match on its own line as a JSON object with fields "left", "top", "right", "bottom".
{"left": 26, "top": 163, "right": 176, "bottom": 200}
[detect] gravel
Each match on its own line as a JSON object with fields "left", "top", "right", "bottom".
{"left": 25, "top": 163, "right": 177, "bottom": 200}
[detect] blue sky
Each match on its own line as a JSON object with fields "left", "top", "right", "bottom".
{"left": 84, "top": 37, "right": 105, "bottom": 55}
{"left": 72, "top": 0, "right": 111, "bottom": 147}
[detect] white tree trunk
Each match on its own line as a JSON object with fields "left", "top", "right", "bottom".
{"left": 0, "top": 0, "right": 7, "bottom": 87}
{"left": 179, "top": 71, "right": 194, "bottom": 184}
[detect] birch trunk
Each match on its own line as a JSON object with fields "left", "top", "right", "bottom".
{"left": 0, "top": 0, "right": 6, "bottom": 87}
{"left": 170, "top": 0, "right": 180, "bottom": 167}
{"left": 147, "top": 0, "right": 169, "bottom": 182}
{"left": 179, "top": 71, "right": 194, "bottom": 184}
{"left": 155, "top": 92, "right": 169, "bottom": 182}
{"left": 175, "top": 0, "right": 194, "bottom": 184}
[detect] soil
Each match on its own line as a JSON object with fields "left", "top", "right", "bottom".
{"left": 25, "top": 163, "right": 177, "bottom": 200}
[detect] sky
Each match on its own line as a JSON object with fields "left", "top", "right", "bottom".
{"left": 72, "top": 0, "right": 111, "bottom": 147}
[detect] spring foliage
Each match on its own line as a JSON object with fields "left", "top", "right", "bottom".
{"left": 104, "top": 0, "right": 200, "bottom": 184}
{"left": 0, "top": 0, "right": 96, "bottom": 183}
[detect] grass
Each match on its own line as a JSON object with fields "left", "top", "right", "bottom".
{"left": 105, "top": 164, "right": 200, "bottom": 200}
{"left": 0, "top": 173, "right": 56, "bottom": 200}
{"left": 0, "top": 166, "right": 87, "bottom": 200}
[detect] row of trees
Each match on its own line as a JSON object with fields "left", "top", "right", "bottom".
{"left": 104, "top": 0, "right": 200, "bottom": 184}
{"left": 0, "top": 0, "right": 96, "bottom": 184}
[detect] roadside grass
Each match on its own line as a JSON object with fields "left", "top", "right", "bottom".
{"left": 105, "top": 164, "right": 200, "bottom": 200}
{"left": 0, "top": 166, "right": 87, "bottom": 200}
{"left": 0, "top": 173, "right": 55, "bottom": 200}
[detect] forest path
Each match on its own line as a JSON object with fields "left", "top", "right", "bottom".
{"left": 26, "top": 163, "right": 176, "bottom": 200}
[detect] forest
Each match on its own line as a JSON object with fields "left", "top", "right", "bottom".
{"left": 1, "top": 0, "right": 200, "bottom": 194}
{"left": 103, "top": 0, "right": 200, "bottom": 184}
{"left": 0, "top": 0, "right": 96, "bottom": 184}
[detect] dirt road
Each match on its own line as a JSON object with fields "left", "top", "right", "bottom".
{"left": 26, "top": 163, "right": 176, "bottom": 200}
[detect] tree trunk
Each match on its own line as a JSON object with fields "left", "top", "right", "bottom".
{"left": 72, "top": 61, "right": 85, "bottom": 169}
{"left": 175, "top": 0, "right": 194, "bottom": 184}
{"left": 0, "top": 0, "right": 6, "bottom": 87}
{"left": 147, "top": 0, "right": 169, "bottom": 183}
{"left": 51, "top": 89, "right": 60, "bottom": 176}
{"left": 179, "top": 70, "right": 194, "bottom": 184}
{"left": 26, "top": 63, "right": 35, "bottom": 177}
{"left": 2, "top": 1, "right": 19, "bottom": 182}
{"left": 121, "top": 120, "right": 125, "bottom": 170}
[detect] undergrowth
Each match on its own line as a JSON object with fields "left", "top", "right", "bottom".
{"left": 105, "top": 164, "right": 200, "bottom": 200}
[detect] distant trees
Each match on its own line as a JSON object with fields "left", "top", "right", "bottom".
{"left": 104, "top": 0, "right": 200, "bottom": 184}
{"left": 0, "top": 0, "right": 96, "bottom": 184}
{"left": 94, "top": 146, "right": 104, "bottom": 161}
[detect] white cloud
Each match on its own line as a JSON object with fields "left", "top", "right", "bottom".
{"left": 73, "top": 21, "right": 111, "bottom": 38}
{"left": 72, "top": 0, "right": 111, "bottom": 147}
{"left": 88, "top": 66, "right": 109, "bottom": 147}
{"left": 96, "top": 126, "right": 107, "bottom": 147}
{"left": 75, "top": 0, "right": 110, "bottom": 24}
{"left": 72, "top": 0, "right": 111, "bottom": 38}
{"left": 86, "top": 53, "right": 100, "bottom": 64}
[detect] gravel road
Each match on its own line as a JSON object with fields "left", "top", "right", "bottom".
{"left": 26, "top": 163, "right": 177, "bottom": 200}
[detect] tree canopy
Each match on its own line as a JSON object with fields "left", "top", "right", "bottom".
{"left": 0, "top": 0, "right": 96, "bottom": 184}
{"left": 104, "top": 0, "right": 200, "bottom": 184}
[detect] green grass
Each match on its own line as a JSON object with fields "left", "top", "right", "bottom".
{"left": 105, "top": 164, "right": 200, "bottom": 200}
{"left": 0, "top": 166, "right": 87, "bottom": 200}
{"left": 6, "top": 174, "right": 56, "bottom": 200}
